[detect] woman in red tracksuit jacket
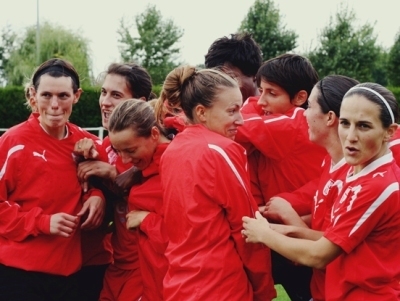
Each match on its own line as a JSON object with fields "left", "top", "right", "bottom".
{"left": 74, "top": 63, "right": 154, "bottom": 301}
{"left": 0, "top": 58, "right": 105, "bottom": 301}
{"left": 260, "top": 75, "right": 359, "bottom": 301}
{"left": 243, "top": 82, "right": 400, "bottom": 301}
{"left": 107, "top": 99, "right": 170, "bottom": 301}
{"left": 235, "top": 54, "right": 326, "bottom": 301}
{"left": 159, "top": 65, "right": 276, "bottom": 301}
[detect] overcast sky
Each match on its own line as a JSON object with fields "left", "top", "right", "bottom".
{"left": 1, "top": 0, "right": 399, "bottom": 75}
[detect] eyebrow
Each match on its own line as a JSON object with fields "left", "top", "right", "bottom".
{"left": 339, "top": 117, "right": 373, "bottom": 125}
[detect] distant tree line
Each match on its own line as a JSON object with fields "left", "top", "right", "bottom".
{"left": 1, "top": 0, "right": 399, "bottom": 88}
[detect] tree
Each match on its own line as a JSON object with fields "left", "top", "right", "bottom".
{"left": 306, "top": 5, "right": 380, "bottom": 82}
{"left": 387, "top": 30, "right": 400, "bottom": 86}
{"left": 0, "top": 25, "right": 17, "bottom": 86}
{"left": 2, "top": 22, "right": 93, "bottom": 86}
{"left": 238, "top": 0, "right": 298, "bottom": 60}
{"left": 118, "top": 5, "right": 184, "bottom": 85}
{"left": 371, "top": 48, "right": 389, "bottom": 86}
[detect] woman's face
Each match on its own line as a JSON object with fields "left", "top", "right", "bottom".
{"left": 201, "top": 86, "right": 243, "bottom": 140}
{"left": 339, "top": 94, "right": 393, "bottom": 173}
{"left": 257, "top": 79, "right": 294, "bottom": 115}
{"left": 32, "top": 74, "right": 80, "bottom": 138}
{"left": 109, "top": 127, "right": 159, "bottom": 170}
{"left": 304, "top": 86, "right": 331, "bottom": 145}
{"left": 99, "top": 74, "right": 133, "bottom": 129}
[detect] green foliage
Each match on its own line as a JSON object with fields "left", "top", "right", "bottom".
{"left": 69, "top": 87, "right": 102, "bottom": 127}
{"left": 387, "top": 31, "right": 400, "bottom": 86}
{"left": 0, "top": 25, "right": 17, "bottom": 86}
{"left": 273, "top": 285, "right": 291, "bottom": 301}
{"left": 388, "top": 86, "right": 400, "bottom": 103}
{"left": 372, "top": 49, "right": 389, "bottom": 86}
{"left": 306, "top": 5, "right": 380, "bottom": 82}
{"left": 0, "top": 86, "right": 101, "bottom": 129}
{"left": 152, "top": 84, "right": 162, "bottom": 98}
{"left": 118, "top": 5, "right": 184, "bottom": 85}
{"left": 0, "top": 86, "right": 31, "bottom": 128}
{"left": 238, "top": 0, "right": 298, "bottom": 60}
{"left": 2, "top": 22, "right": 93, "bottom": 86}
{"left": 0, "top": 85, "right": 162, "bottom": 130}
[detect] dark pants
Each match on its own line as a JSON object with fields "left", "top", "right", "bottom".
{"left": 0, "top": 264, "right": 85, "bottom": 301}
{"left": 271, "top": 251, "right": 313, "bottom": 301}
{"left": 75, "top": 264, "right": 109, "bottom": 301}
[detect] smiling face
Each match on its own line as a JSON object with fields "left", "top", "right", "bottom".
{"left": 200, "top": 86, "right": 244, "bottom": 140}
{"left": 32, "top": 74, "right": 80, "bottom": 139}
{"left": 338, "top": 94, "right": 393, "bottom": 173}
{"left": 99, "top": 74, "right": 134, "bottom": 129}
{"left": 109, "top": 127, "right": 159, "bottom": 170}
{"left": 257, "top": 79, "right": 294, "bottom": 115}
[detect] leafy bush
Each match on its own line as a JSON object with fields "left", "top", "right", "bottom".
{"left": 0, "top": 85, "right": 163, "bottom": 130}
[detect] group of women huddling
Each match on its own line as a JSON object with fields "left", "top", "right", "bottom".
{"left": 0, "top": 34, "right": 399, "bottom": 301}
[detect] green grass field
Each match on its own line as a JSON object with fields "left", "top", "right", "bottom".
{"left": 273, "top": 285, "right": 291, "bottom": 301}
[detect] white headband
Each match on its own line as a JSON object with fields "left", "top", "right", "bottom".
{"left": 346, "top": 86, "right": 395, "bottom": 124}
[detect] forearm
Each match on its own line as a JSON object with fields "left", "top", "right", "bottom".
{"left": 280, "top": 209, "right": 309, "bottom": 228}
{"left": 0, "top": 203, "right": 50, "bottom": 241}
{"left": 284, "top": 225, "right": 324, "bottom": 241}
{"left": 260, "top": 227, "right": 329, "bottom": 269}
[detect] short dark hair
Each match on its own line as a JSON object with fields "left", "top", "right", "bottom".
{"left": 32, "top": 58, "right": 80, "bottom": 92}
{"left": 101, "top": 63, "right": 153, "bottom": 100}
{"left": 204, "top": 33, "right": 262, "bottom": 77}
{"left": 316, "top": 75, "right": 359, "bottom": 117}
{"left": 256, "top": 53, "right": 319, "bottom": 109}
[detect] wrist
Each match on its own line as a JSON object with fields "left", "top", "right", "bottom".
{"left": 109, "top": 166, "right": 118, "bottom": 181}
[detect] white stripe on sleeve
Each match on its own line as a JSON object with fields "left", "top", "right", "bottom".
{"left": 349, "top": 182, "right": 399, "bottom": 236}
{"left": 389, "top": 139, "right": 400, "bottom": 148}
{"left": 208, "top": 144, "right": 248, "bottom": 196}
{"left": 0, "top": 145, "right": 25, "bottom": 180}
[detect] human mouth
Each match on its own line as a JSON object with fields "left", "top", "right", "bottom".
{"left": 227, "top": 128, "right": 238, "bottom": 139}
{"left": 47, "top": 114, "right": 63, "bottom": 121}
{"left": 345, "top": 146, "right": 359, "bottom": 156}
{"left": 132, "top": 160, "right": 142, "bottom": 169}
{"left": 102, "top": 111, "right": 111, "bottom": 120}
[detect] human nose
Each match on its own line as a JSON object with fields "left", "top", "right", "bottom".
{"left": 345, "top": 125, "right": 358, "bottom": 142}
{"left": 257, "top": 94, "right": 267, "bottom": 106}
{"left": 50, "top": 96, "right": 59, "bottom": 109}
{"left": 235, "top": 112, "right": 244, "bottom": 125}
{"left": 99, "top": 94, "right": 112, "bottom": 107}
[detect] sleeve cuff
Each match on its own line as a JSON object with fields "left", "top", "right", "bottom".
{"left": 84, "top": 188, "right": 105, "bottom": 202}
{"left": 37, "top": 214, "right": 51, "bottom": 234}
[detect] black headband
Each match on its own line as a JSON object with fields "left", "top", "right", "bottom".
{"left": 32, "top": 65, "right": 80, "bottom": 88}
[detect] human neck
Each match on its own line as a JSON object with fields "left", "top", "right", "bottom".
{"left": 39, "top": 122, "right": 68, "bottom": 140}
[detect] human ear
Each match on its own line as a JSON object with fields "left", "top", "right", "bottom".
{"left": 28, "top": 87, "right": 37, "bottom": 112}
{"left": 384, "top": 123, "right": 398, "bottom": 141}
{"left": 326, "top": 111, "right": 337, "bottom": 127}
{"left": 151, "top": 126, "right": 160, "bottom": 140}
{"left": 29, "top": 98, "right": 37, "bottom": 112}
{"left": 293, "top": 90, "right": 308, "bottom": 107}
{"left": 73, "top": 88, "right": 83, "bottom": 104}
{"left": 194, "top": 105, "right": 207, "bottom": 123}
